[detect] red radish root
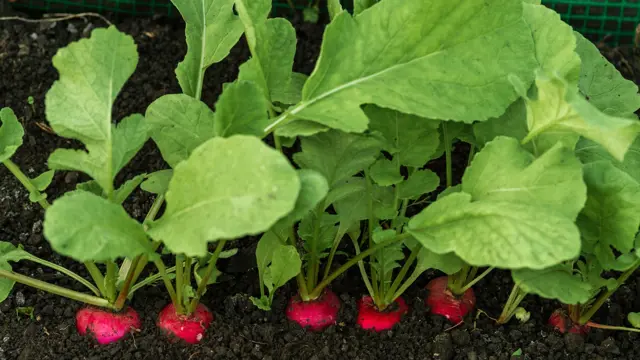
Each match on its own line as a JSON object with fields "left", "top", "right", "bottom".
{"left": 76, "top": 306, "right": 141, "bottom": 345}
{"left": 286, "top": 289, "right": 340, "bottom": 331}
{"left": 548, "top": 309, "right": 590, "bottom": 334}
{"left": 157, "top": 303, "right": 214, "bottom": 344}
{"left": 425, "top": 276, "right": 476, "bottom": 323}
{"left": 357, "top": 295, "right": 408, "bottom": 331}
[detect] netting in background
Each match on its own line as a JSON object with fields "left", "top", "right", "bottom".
{"left": 9, "top": 0, "right": 640, "bottom": 45}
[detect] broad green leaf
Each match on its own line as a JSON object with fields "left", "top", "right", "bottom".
{"left": 327, "top": 0, "right": 343, "bottom": 20}
{"left": 113, "top": 174, "right": 147, "bottom": 204}
{"left": 172, "top": 0, "right": 244, "bottom": 97}
{"left": 269, "top": 244, "right": 301, "bottom": 288}
{"left": 146, "top": 94, "right": 216, "bottom": 168}
{"left": 213, "top": 80, "right": 270, "bottom": 138}
{"left": 369, "top": 158, "right": 402, "bottom": 186}
{"left": 628, "top": 313, "right": 640, "bottom": 328}
{"left": 140, "top": 169, "right": 173, "bottom": 195}
{"left": 112, "top": 114, "right": 148, "bottom": 174}
{"left": 45, "top": 26, "right": 138, "bottom": 195}
{"left": 256, "top": 227, "right": 288, "bottom": 275}
{"left": 323, "top": 177, "right": 367, "bottom": 208}
{"left": 576, "top": 137, "right": 640, "bottom": 184}
{"left": 276, "top": 169, "right": 329, "bottom": 227}
{"left": 512, "top": 266, "right": 592, "bottom": 304}
{"left": 235, "top": 0, "right": 296, "bottom": 103}
{"left": 354, "top": 0, "right": 377, "bottom": 14}
{"left": 147, "top": 135, "right": 300, "bottom": 256}
{"left": 398, "top": 169, "right": 439, "bottom": 200}
{"left": 275, "top": 119, "right": 330, "bottom": 138}
{"left": 462, "top": 136, "right": 586, "bottom": 219}
{"left": 577, "top": 161, "right": 640, "bottom": 269}
{"left": 43, "top": 191, "right": 152, "bottom": 262}
{"left": 574, "top": 32, "right": 640, "bottom": 118}
{"left": 522, "top": 3, "right": 581, "bottom": 85}
{"left": 0, "top": 108, "right": 23, "bottom": 162}
{"left": 272, "top": 72, "right": 308, "bottom": 106}
{"left": 408, "top": 192, "right": 581, "bottom": 269}
{"left": 415, "top": 247, "right": 463, "bottom": 275}
{"left": 293, "top": 130, "right": 382, "bottom": 187}
{"left": 269, "top": 0, "right": 536, "bottom": 133}
{"left": 473, "top": 100, "right": 528, "bottom": 148}
{"left": 523, "top": 73, "right": 640, "bottom": 161}
{"left": 365, "top": 105, "right": 440, "bottom": 167}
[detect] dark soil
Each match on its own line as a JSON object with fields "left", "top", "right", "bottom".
{"left": 1, "top": 10, "right": 640, "bottom": 360}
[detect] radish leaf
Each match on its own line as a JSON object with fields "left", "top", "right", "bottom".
{"left": 172, "top": 0, "right": 243, "bottom": 97}
{"left": 408, "top": 192, "right": 580, "bottom": 269}
{"left": 369, "top": 158, "right": 402, "bottom": 186}
{"left": 141, "top": 170, "right": 173, "bottom": 195}
{"left": 213, "top": 80, "right": 270, "bottom": 138}
{"left": 512, "top": 265, "right": 592, "bottom": 304}
{"left": 147, "top": 135, "right": 300, "bottom": 256}
{"left": 113, "top": 174, "right": 147, "bottom": 205}
{"left": 0, "top": 243, "right": 31, "bottom": 302}
{"left": 44, "top": 191, "right": 153, "bottom": 262}
{"left": 0, "top": 108, "right": 23, "bottom": 162}
{"left": 398, "top": 170, "right": 439, "bottom": 200}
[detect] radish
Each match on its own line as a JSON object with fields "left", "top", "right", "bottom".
{"left": 286, "top": 289, "right": 340, "bottom": 331}
{"left": 426, "top": 276, "right": 476, "bottom": 323}
{"left": 76, "top": 306, "right": 141, "bottom": 344}
{"left": 357, "top": 295, "right": 408, "bottom": 331}
{"left": 157, "top": 303, "right": 214, "bottom": 344}
{"left": 548, "top": 309, "right": 590, "bottom": 334}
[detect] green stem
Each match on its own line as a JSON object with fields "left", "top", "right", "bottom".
{"left": 2, "top": 160, "right": 50, "bottom": 209}
{"left": 322, "top": 229, "right": 345, "bottom": 281}
{"left": 466, "top": 145, "right": 476, "bottom": 167}
{"left": 128, "top": 194, "right": 165, "bottom": 286}
{"left": 497, "top": 284, "right": 527, "bottom": 324}
{"left": 364, "top": 169, "right": 379, "bottom": 298}
{"left": 586, "top": 321, "right": 640, "bottom": 333}
{"left": 449, "top": 265, "right": 470, "bottom": 295}
{"left": 286, "top": 226, "right": 310, "bottom": 301}
{"left": 385, "top": 245, "right": 421, "bottom": 304}
{"left": 26, "top": 255, "right": 100, "bottom": 296}
{"left": 0, "top": 269, "right": 112, "bottom": 308}
{"left": 105, "top": 261, "right": 117, "bottom": 303}
{"left": 128, "top": 266, "right": 176, "bottom": 298}
{"left": 390, "top": 267, "right": 422, "bottom": 303}
{"left": 308, "top": 233, "right": 411, "bottom": 299}
{"left": 307, "top": 204, "right": 324, "bottom": 290}
{"left": 459, "top": 267, "right": 494, "bottom": 293}
{"left": 188, "top": 240, "right": 228, "bottom": 314}
{"left": 84, "top": 262, "right": 107, "bottom": 298}
{"left": 113, "top": 256, "right": 140, "bottom": 310}
{"left": 175, "top": 255, "right": 184, "bottom": 309}
{"left": 153, "top": 257, "right": 178, "bottom": 311}
{"left": 579, "top": 259, "right": 640, "bottom": 325}
{"left": 442, "top": 122, "right": 453, "bottom": 188}
{"left": 183, "top": 257, "right": 192, "bottom": 290}
{"left": 350, "top": 235, "right": 376, "bottom": 301}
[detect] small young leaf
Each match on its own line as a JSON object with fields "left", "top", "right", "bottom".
{"left": 269, "top": 245, "right": 301, "bottom": 289}
{"left": 76, "top": 180, "right": 104, "bottom": 197}
{"left": 0, "top": 242, "right": 33, "bottom": 302}
{"left": 31, "top": 170, "right": 55, "bottom": 191}
{"left": 256, "top": 227, "right": 288, "bottom": 277}
{"left": 512, "top": 266, "right": 592, "bottom": 304}
{"left": 113, "top": 174, "right": 147, "bottom": 204}
{"left": 213, "top": 80, "right": 270, "bottom": 138}
{"left": 323, "top": 177, "right": 367, "bottom": 208}
{"left": 628, "top": 312, "right": 640, "bottom": 328}
{"left": 44, "top": 191, "right": 152, "bottom": 262}
{"left": 462, "top": 136, "right": 586, "bottom": 219}
{"left": 293, "top": 130, "right": 382, "bottom": 187}
{"left": 111, "top": 114, "right": 149, "bottom": 174}
{"left": 327, "top": 0, "right": 343, "bottom": 20}
{"left": 145, "top": 94, "right": 216, "bottom": 168}
{"left": 398, "top": 169, "right": 439, "bottom": 200}
{"left": 140, "top": 169, "right": 173, "bottom": 195}
{"left": 372, "top": 228, "right": 396, "bottom": 244}
{"left": 172, "top": 0, "right": 244, "bottom": 97}
{"left": 514, "top": 307, "right": 530, "bottom": 323}
{"left": 408, "top": 192, "right": 581, "bottom": 269}
{"left": 147, "top": 135, "right": 300, "bottom": 256}
{"left": 250, "top": 295, "right": 272, "bottom": 311}
{"left": 414, "top": 247, "right": 463, "bottom": 275}
{"left": 369, "top": 158, "right": 403, "bottom": 186}
{"left": 0, "top": 107, "right": 24, "bottom": 162}
{"left": 303, "top": 7, "right": 319, "bottom": 23}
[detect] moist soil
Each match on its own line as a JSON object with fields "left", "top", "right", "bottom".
{"left": 1, "top": 10, "right": 640, "bottom": 360}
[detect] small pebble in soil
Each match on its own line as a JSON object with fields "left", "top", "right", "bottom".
{"left": 14, "top": 292, "right": 25, "bottom": 306}
{"left": 564, "top": 333, "right": 585, "bottom": 353}
{"left": 432, "top": 333, "right": 453, "bottom": 360}
{"left": 599, "top": 337, "right": 620, "bottom": 354}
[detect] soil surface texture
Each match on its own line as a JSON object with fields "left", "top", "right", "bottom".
{"left": 1, "top": 10, "right": 640, "bottom": 360}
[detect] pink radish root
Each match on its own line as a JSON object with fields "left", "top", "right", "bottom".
{"left": 286, "top": 289, "right": 340, "bottom": 331}
{"left": 76, "top": 306, "right": 141, "bottom": 345}
{"left": 548, "top": 309, "right": 590, "bottom": 334}
{"left": 425, "top": 276, "right": 476, "bottom": 323}
{"left": 157, "top": 303, "right": 214, "bottom": 344}
{"left": 357, "top": 295, "right": 408, "bottom": 331}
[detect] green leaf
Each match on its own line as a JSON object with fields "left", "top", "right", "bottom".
{"left": 236, "top": 0, "right": 296, "bottom": 103}
{"left": 112, "top": 114, "right": 148, "bottom": 174}
{"left": 147, "top": 135, "right": 300, "bottom": 256}
{"left": 269, "top": 244, "right": 301, "bottom": 288}
{"left": 276, "top": 169, "right": 329, "bottom": 227}
{"left": 172, "top": 0, "right": 244, "bottom": 97}
{"left": 369, "top": 158, "right": 403, "bottom": 186}
{"left": 354, "top": 0, "right": 377, "bottom": 14}
{"left": 574, "top": 32, "right": 640, "bottom": 118}
{"left": 76, "top": 180, "right": 104, "bottom": 197}
{"left": 523, "top": 72, "right": 640, "bottom": 161}
{"left": 256, "top": 227, "right": 288, "bottom": 276}
{"left": 0, "top": 108, "right": 24, "bottom": 162}
{"left": 45, "top": 26, "right": 139, "bottom": 195}
{"left": 473, "top": 100, "right": 528, "bottom": 149}
{"left": 462, "top": 136, "right": 586, "bottom": 219}
{"left": 407, "top": 192, "right": 581, "bottom": 269}
{"left": 398, "top": 169, "right": 439, "bottom": 200}
{"left": 628, "top": 312, "right": 640, "bottom": 328}
{"left": 213, "top": 80, "right": 270, "bottom": 138}
{"left": 274, "top": 0, "right": 536, "bottom": 132}
{"left": 293, "top": 130, "right": 382, "bottom": 187}
{"left": 577, "top": 161, "right": 640, "bottom": 270}
{"left": 371, "top": 237, "right": 404, "bottom": 286}
{"left": 365, "top": 105, "right": 440, "bottom": 167}
{"left": 250, "top": 295, "right": 272, "bottom": 311}
{"left": 415, "top": 247, "right": 463, "bottom": 275}
{"left": 299, "top": 214, "right": 339, "bottom": 253}
{"left": 140, "top": 169, "right": 173, "bottom": 195}
{"left": 303, "top": 7, "right": 319, "bottom": 23}
{"left": 512, "top": 266, "right": 592, "bottom": 304}
{"left": 113, "top": 174, "right": 147, "bottom": 204}
{"left": 272, "top": 72, "right": 308, "bottom": 106}
{"left": 577, "top": 136, "right": 640, "bottom": 184}
{"left": 0, "top": 242, "right": 29, "bottom": 302}
{"left": 323, "top": 177, "right": 367, "bottom": 208}
{"left": 31, "top": 170, "right": 54, "bottom": 191}
{"left": 43, "top": 191, "right": 152, "bottom": 262}
{"left": 275, "top": 119, "right": 330, "bottom": 138}
{"left": 327, "top": 0, "right": 343, "bottom": 20}
{"left": 145, "top": 94, "right": 216, "bottom": 168}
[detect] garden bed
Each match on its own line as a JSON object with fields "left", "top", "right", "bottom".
{"left": 1, "top": 9, "right": 640, "bottom": 360}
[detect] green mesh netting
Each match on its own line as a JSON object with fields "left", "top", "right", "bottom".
{"left": 9, "top": 1, "right": 640, "bottom": 45}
